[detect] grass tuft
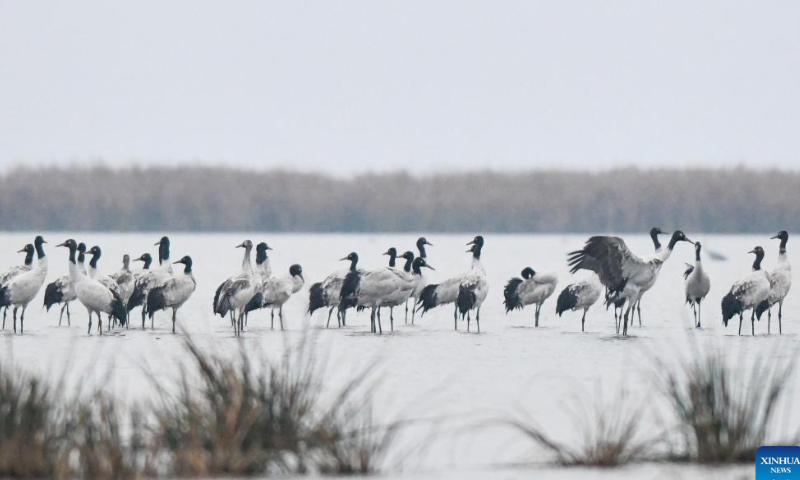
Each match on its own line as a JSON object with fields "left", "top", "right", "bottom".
{"left": 658, "top": 347, "right": 798, "bottom": 464}
{"left": 505, "top": 390, "right": 650, "bottom": 467}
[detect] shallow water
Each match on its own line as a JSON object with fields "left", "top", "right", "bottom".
{"left": 1, "top": 232, "right": 795, "bottom": 479}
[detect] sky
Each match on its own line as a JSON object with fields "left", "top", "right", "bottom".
{"left": 1, "top": 1, "right": 799, "bottom": 175}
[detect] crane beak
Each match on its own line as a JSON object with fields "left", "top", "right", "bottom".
{"left": 266, "top": 245, "right": 274, "bottom": 250}
{"left": 17, "top": 247, "right": 26, "bottom": 253}
{"left": 660, "top": 231, "right": 671, "bottom": 235}
{"left": 154, "top": 241, "right": 161, "bottom": 246}
{"left": 339, "top": 256, "right": 349, "bottom": 261}
{"left": 425, "top": 240, "right": 434, "bottom": 246}
{"left": 771, "top": 234, "right": 781, "bottom": 239}
{"left": 236, "top": 243, "right": 246, "bottom": 248}
{"left": 56, "top": 242, "right": 68, "bottom": 248}
{"left": 466, "top": 240, "right": 476, "bottom": 246}
{"left": 425, "top": 263, "right": 436, "bottom": 271}
{"left": 748, "top": 249, "right": 757, "bottom": 254}
{"left": 382, "top": 250, "right": 391, "bottom": 256}
{"left": 41, "top": 239, "right": 47, "bottom": 244}
{"left": 685, "top": 238, "right": 695, "bottom": 245}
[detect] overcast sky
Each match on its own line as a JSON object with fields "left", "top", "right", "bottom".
{"left": 1, "top": 1, "right": 798, "bottom": 175}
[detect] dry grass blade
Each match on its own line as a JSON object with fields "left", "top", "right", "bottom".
{"left": 657, "top": 346, "right": 798, "bottom": 464}
{"left": 149, "top": 335, "right": 398, "bottom": 477}
{"left": 504, "top": 390, "right": 651, "bottom": 467}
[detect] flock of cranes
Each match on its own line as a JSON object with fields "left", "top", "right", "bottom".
{"left": 0, "top": 230, "right": 792, "bottom": 337}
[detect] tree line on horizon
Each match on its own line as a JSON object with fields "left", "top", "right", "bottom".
{"left": 0, "top": 165, "right": 796, "bottom": 233}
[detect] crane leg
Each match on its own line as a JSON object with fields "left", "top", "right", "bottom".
{"left": 279, "top": 306, "right": 284, "bottom": 330}
{"left": 12, "top": 307, "right": 18, "bottom": 334}
{"left": 141, "top": 310, "right": 146, "bottom": 329}
{"left": 87, "top": 309, "right": 93, "bottom": 335}
{"left": 404, "top": 299, "right": 408, "bottom": 324}
{"left": 67, "top": 303, "right": 72, "bottom": 326}
{"left": 2, "top": 306, "right": 6, "bottom": 329}
{"left": 454, "top": 305, "right": 458, "bottom": 331}
{"left": 271, "top": 310, "right": 274, "bottom": 330}
{"left": 377, "top": 308, "right": 382, "bottom": 334}
{"left": 20, "top": 306, "right": 26, "bottom": 334}
{"left": 581, "top": 309, "right": 586, "bottom": 332}
{"left": 172, "top": 308, "right": 177, "bottom": 334}
{"left": 390, "top": 307, "right": 394, "bottom": 332}
{"left": 98, "top": 312, "right": 103, "bottom": 335}
{"left": 768, "top": 308, "right": 771, "bottom": 334}
{"left": 778, "top": 301, "right": 783, "bottom": 335}
{"left": 751, "top": 310, "right": 756, "bottom": 336}
{"left": 697, "top": 302, "right": 701, "bottom": 329}
{"left": 637, "top": 300, "right": 642, "bottom": 326}
{"left": 622, "top": 305, "right": 630, "bottom": 336}
{"left": 59, "top": 303, "right": 65, "bottom": 326}
{"left": 412, "top": 300, "right": 417, "bottom": 325}
{"left": 738, "top": 313, "right": 743, "bottom": 336}
{"left": 326, "top": 307, "right": 333, "bottom": 328}
{"left": 467, "top": 311, "right": 471, "bottom": 333}
{"left": 477, "top": 308, "right": 481, "bottom": 333}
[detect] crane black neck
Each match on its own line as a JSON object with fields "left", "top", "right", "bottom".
{"left": 143, "top": 256, "right": 152, "bottom": 269}
{"left": 412, "top": 258, "right": 423, "bottom": 275}
{"left": 388, "top": 250, "right": 397, "bottom": 268}
{"left": 35, "top": 238, "right": 46, "bottom": 259}
{"left": 68, "top": 245, "right": 77, "bottom": 265}
{"left": 752, "top": 251, "right": 764, "bottom": 271}
{"left": 417, "top": 242, "right": 427, "bottom": 259}
{"left": 695, "top": 245, "right": 702, "bottom": 261}
{"left": 780, "top": 237, "right": 788, "bottom": 254}
{"left": 181, "top": 258, "right": 193, "bottom": 274}
{"left": 349, "top": 256, "right": 359, "bottom": 272}
{"left": 472, "top": 244, "right": 483, "bottom": 260}
{"left": 403, "top": 255, "right": 413, "bottom": 272}
{"left": 89, "top": 250, "right": 101, "bottom": 269}
{"left": 23, "top": 247, "right": 34, "bottom": 266}
{"left": 159, "top": 240, "right": 170, "bottom": 265}
{"left": 650, "top": 230, "right": 662, "bottom": 251}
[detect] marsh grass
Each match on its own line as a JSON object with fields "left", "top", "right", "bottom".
{"left": 145, "top": 335, "right": 397, "bottom": 477}
{"left": 505, "top": 390, "right": 652, "bottom": 467}
{"left": 0, "top": 335, "right": 397, "bottom": 478}
{"left": 656, "top": 346, "right": 798, "bottom": 464}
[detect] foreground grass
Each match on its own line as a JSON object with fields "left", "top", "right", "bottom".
{"left": 0, "top": 336, "right": 395, "bottom": 479}
{"left": 657, "top": 346, "right": 798, "bottom": 464}
{"left": 504, "top": 345, "right": 799, "bottom": 468}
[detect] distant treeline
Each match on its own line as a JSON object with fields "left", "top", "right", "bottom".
{"left": 0, "top": 166, "right": 796, "bottom": 233}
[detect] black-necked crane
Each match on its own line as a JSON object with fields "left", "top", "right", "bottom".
{"left": 2, "top": 244, "right": 34, "bottom": 328}
{"left": 128, "top": 236, "right": 173, "bottom": 328}
{"left": 0, "top": 236, "right": 49, "bottom": 334}
{"left": 684, "top": 242, "right": 710, "bottom": 328}
{"left": 722, "top": 246, "right": 770, "bottom": 336}
{"left": 56, "top": 239, "right": 126, "bottom": 334}
{"left": 455, "top": 236, "right": 489, "bottom": 333}
{"left": 568, "top": 231, "right": 693, "bottom": 336}
{"left": 417, "top": 236, "right": 488, "bottom": 331}
{"left": 339, "top": 251, "right": 416, "bottom": 334}
{"left": 504, "top": 267, "right": 558, "bottom": 327}
{"left": 245, "top": 264, "right": 304, "bottom": 330}
{"left": 308, "top": 253, "right": 360, "bottom": 328}
{"left": 555, "top": 273, "right": 603, "bottom": 332}
{"left": 111, "top": 254, "right": 136, "bottom": 310}
{"left": 406, "top": 237, "right": 433, "bottom": 324}
{"left": 607, "top": 226, "right": 668, "bottom": 327}
{"left": 147, "top": 256, "right": 196, "bottom": 333}
{"left": 756, "top": 231, "right": 791, "bottom": 334}
{"left": 213, "top": 240, "right": 261, "bottom": 336}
